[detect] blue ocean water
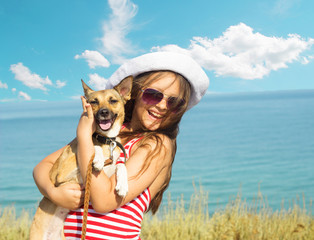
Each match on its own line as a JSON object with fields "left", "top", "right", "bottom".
{"left": 0, "top": 90, "right": 314, "bottom": 215}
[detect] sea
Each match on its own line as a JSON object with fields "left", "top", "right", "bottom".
{"left": 1, "top": 89, "right": 314, "bottom": 216}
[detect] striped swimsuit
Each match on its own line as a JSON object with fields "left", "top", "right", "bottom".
{"left": 63, "top": 137, "right": 150, "bottom": 240}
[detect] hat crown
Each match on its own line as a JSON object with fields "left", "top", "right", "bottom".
{"left": 108, "top": 51, "right": 209, "bottom": 109}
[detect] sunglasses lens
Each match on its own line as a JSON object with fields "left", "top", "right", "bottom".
{"left": 142, "top": 88, "right": 163, "bottom": 105}
{"left": 142, "top": 88, "right": 185, "bottom": 112}
{"left": 167, "top": 97, "right": 185, "bottom": 112}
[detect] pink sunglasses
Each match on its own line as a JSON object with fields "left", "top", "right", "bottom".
{"left": 141, "top": 88, "right": 185, "bottom": 112}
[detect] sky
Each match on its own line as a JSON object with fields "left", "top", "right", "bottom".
{"left": 0, "top": 0, "right": 313, "bottom": 102}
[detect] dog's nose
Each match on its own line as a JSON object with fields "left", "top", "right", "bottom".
{"left": 99, "top": 108, "right": 109, "bottom": 118}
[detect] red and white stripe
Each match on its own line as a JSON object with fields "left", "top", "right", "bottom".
{"left": 64, "top": 136, "right": 149, "bottom": 240}
{"left": 63, "top": 189, "right": 150, "bottom": 240}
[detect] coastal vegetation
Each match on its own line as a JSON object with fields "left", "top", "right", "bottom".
{"left": 0, "top": 206, "right": 30, "bottom": 240}
{"left": 141, "top": 189, "right": 313, "bottom": 239}
{"left": 1, "top": 189, "right": 313, "bottom": 240}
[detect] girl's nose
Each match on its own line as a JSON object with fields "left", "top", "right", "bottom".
{"left": 155, "top": 98, "right": 168, "bottom": 110}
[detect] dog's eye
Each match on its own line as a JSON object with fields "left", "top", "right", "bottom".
{"left": 89, "top": 99, "right": 99, "bottom": 105}
{"left": 109, "top": 98, "right": 118, "bottom": 104}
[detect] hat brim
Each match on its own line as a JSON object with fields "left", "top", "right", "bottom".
{"left": 108, "top": 51, "right": 209, "bottom": 110}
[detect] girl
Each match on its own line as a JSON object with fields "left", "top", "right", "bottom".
{"left": 33, "top": 51, "right": 209, "bottom": 239}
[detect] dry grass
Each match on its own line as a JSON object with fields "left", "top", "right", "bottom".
{"left": 141, "top": 189, "right": 314, "bottom": 240}
{"left": 0, "top": 206, "right": 31, "bottom": 240}
{"left": 0, "top": 189, "right": 313, "bottom": 240}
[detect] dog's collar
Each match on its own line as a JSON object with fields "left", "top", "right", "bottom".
{"left": 93, "top": 133, "right": 116, "bottom": 145}
{"left": 92, "top": 133, "right": 127, "bottom": 163}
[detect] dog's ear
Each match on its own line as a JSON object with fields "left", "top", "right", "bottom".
{"left": 81, "top": 79, "right": 94, "bottom": 97}
{"left": 114, "top": 76, "right": 133, "bottom": 103}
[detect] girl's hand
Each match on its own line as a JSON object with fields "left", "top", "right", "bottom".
{"left": 77, "top": 96, "right": 96, "bottom": 139}
{"left": 48, "top": 183, "right": 85, "bottom": 210}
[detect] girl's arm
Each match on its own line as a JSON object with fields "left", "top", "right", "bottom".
{"left": 77, "top": 97, "right": 173, "bottom": 213}
{"left": 33, "top": 146, "right": 85, "bottom": 210}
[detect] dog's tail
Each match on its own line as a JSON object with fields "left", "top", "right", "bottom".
{"left": 81, "top": 155, "right": 94, "bottom": 240}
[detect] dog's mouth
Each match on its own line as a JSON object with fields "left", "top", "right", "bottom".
{"left": 97, "top": 114, "right": 117, "bottom": 131}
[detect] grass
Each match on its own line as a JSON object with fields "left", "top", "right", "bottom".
{"left": 141, "top": 188, "right": 314, "bottom": 240}
{"left": 0, "top": 206, "right": 31, "bottom": 240}
{"left": 1, "top": 189, "right": 313, "bottom": 240}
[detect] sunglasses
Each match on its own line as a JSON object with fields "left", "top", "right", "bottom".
{"left": 141, "top": 88, "right": 185, "bottom": 112}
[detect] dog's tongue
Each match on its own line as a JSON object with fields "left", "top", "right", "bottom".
{"left": 99, "top": 120, "right": 112, "bottom": 131}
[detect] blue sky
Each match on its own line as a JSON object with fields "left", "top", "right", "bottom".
{"left": 0, "top": 0, "right": 313, "bottom": 102}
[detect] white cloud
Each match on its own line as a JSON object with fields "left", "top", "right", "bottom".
{"left": 10, "top": 62, "right": 52, "bottom": 91}
{"left": 12, "top": 88, "right": 16, "bottom": 93}
{"left": 0, "top": 80, "right": 8, "bottom": 89}
{"left": 74, "top": 50, "right": 110, "bottom": 69}
{"left": 0, "top": 99, "right": 13, "bottom": 102}
{"left": 88, "top": 73, "right": 108, "bottom": 90}
{"left": 18, "top": 91, "right": 31, "bottom": 101}
{"left": 100, "top": 0, "right": 138, "bottom": 64}
{"left": 70, "top": 95, "right": 82, "bottom": 100}
{"left": 272, "top": 0, "right": 300, "bottom": 15}
{"left": 153, "top": 23, "right": 314, "bottom": 80}
{"left": 56, "top": 80, "right": 66, "bottom": 88}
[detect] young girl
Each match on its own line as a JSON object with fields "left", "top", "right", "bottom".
{"left": 33, "top": 51, "right": 209, "bottom": 239}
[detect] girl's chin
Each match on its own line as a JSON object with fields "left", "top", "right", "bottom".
{"left": 144, "top": 120, "right": 161, "bottom": 131}
{"left": 143, "top": 117, "right": 162, "bottom": 131}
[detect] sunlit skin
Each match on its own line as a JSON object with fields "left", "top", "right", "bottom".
{"left": 129, "top": 72, "right": 181, "bottom": 132}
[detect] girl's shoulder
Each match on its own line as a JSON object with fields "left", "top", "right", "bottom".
{"left": 120, "top": 123, "right": 175, "bottom": 158}
{"left": 132, "top": 133, "right": 174, "bottom": 159}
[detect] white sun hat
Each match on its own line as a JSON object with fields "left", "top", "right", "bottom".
{"left": 107, "top": 51, "right": 209, "bottom": 110}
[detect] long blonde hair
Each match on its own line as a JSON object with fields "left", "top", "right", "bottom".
{"left": 120, "top": 71, "right": 191, "bottom": 214}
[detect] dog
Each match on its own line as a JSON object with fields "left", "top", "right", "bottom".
{"left": 30, "top": 76, "right": 133, "bottom": 240}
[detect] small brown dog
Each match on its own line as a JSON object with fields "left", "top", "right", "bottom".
{"left": 30, "top": 76, "right": 132, "bottom": 240}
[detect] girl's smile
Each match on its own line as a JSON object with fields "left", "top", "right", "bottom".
{"left": 147, "top": 109, "right": 164, "bottom": 119}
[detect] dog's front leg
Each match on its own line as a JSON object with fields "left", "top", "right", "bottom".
{"left": 93, "top": 146, "right": 105, "bottom": 171}
{"left": 115, "top": 158, "right": 128, "bottom": 197}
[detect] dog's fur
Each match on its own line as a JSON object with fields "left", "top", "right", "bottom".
{"left": 30, "top": 76, "right": 133, "bottom": 240}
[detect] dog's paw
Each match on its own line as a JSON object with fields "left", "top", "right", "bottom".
{"left": 93, "top": 146, "right": 105, "bottom": 171}
{"left": 115, "top": 163, "right": 128, "bottom": 197}
{"left": 116, "top": 184, "right": 128, "bottom": 198}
